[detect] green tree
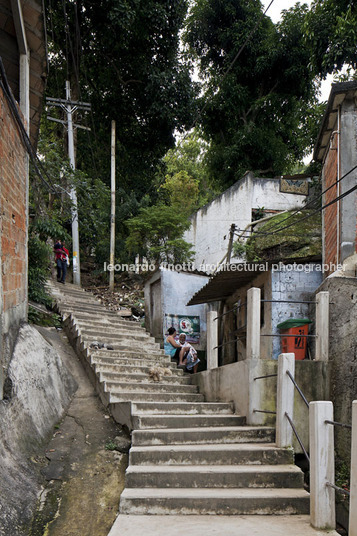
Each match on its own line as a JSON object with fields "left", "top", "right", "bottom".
{"left": 45, "top": 0, "right": 197, "bottom": 199}
{"left": 305, "top": 0, "right": 357, "bottom": 78}
{"left": 184, "top": 0, "right": 321, "bottom": 187}
{"left": 126, "top": 204, "right": 194, "bottom": 264}
{"left": 29, "top": 124, "right": 111, "bottom": 276}
{"left": 160, "top": 130, "right": 218, "bottom": 207}
{"left": 160, "top": 170, "right": 200, "bottom": 215}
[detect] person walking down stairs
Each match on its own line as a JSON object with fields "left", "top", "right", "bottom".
{"left": 54, "top": 239, "right": 69, "bottom": 284}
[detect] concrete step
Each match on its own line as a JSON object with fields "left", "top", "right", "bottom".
{"left": 82, "top": 334, "right": 160, "bottom": 348}
{"left": 71, "top": 310, "right": 139, "bottom": 324}
{"left": 58, "top": 298, "right": 100, "bottom": 307}
{"left": 125, "top": 464, "right": 304, "bottom": 489}
{"left": 75, "top": 319, "right": 145, "bottom": 332}
{"left": 107, "top": 381, "right": 199, "bottom": 395}
{"left": 131, "top": 414, "right": 245, "bottom": 430}
{"left": 119, "top": 487, "right": 310, "bottom": 515}
{"left": 90, "top": 351, "right": 167, "bottom": 362}
{"left": 79, "top": 328, "right": 153, "bottom": 342}
{"left": 84, "top": 341, "right": 160, "bottom": 353}
{"left": 131, "top": 426, "right": 275, "bottom": 446}
{"left": 107, "top": 514, "right": 338, "bottom": 536}
{"left": 90, "top": 355, "right": 173, "bottom": 370}
{"left": 131, "top": 401, "right": 235, "bottom": 415}
{"left": 129, "top": 443, "right": 293, "bottom": 466}
{"left": 98, "top": 371, "right": 191, "bottom": 385}
{"left": 109, "top": 392, "right": 205, "bottom": 404}
{"left": 82, "top": 332, "right": 159, "bottom": 346}
{"left": 58, "top": 303, "right": 129, "bottom": 317}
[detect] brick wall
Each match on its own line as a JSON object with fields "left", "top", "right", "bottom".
{"left": 322, "top": 140, "right": 339, "bottom": 274}
{"left": 0, "top": 84, "right": 28, "bottom": 393}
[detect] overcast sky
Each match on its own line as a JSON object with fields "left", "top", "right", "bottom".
{"left": 261, "top": 0, "right": 312, "bottom": 23}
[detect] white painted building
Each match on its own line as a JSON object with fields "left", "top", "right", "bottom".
{"left": 144, "top": 268, "right": 209, "bottom": 351}
{"left": 184, "top": 171, "right": 310, "bottom": 269}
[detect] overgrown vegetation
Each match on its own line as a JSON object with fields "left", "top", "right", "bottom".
{"left": 233, "top": 210, "right": 322, "bottom": 262}
{"left": 28, "top": 0, "right": 357, "bottom": 287}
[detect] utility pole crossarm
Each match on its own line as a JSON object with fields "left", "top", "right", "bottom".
{"left": 46, "top": 96, "right": 91, "bottom": 109}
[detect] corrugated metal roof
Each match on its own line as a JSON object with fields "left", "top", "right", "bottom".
{"left": 187, "top": 256, "right": 321, "bottom": 306}
{"left": 314, "top": 81, "right": 357, "bottom": 163}
{"left": 187, "top": 263, "right": 266, "bottom": 305}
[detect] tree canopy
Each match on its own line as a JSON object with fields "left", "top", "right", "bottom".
{"left": 45, "top": 0, "right": 197, "bottom": 196}
{"left": 305, "top": 0, "right": 357, "bottom": 78}
{"left": 184, "top": 0, "right": 322, "bottom": 187}
{"left": 33, "top": 0, "right": 357, "bottom": 278}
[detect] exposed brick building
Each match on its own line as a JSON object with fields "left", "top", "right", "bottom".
{"left": 314, "top": 81, "right": 357, "bottom": 274}
{"left": 0, "top": 0, "right": 46, "bottom": 398}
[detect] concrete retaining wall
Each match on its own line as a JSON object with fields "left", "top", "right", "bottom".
{"left": 193, "top": 359, "right": 330, "bottom": 454}
{"left": 318, "top": 275, "right": 357, "bottom": 466}
{"left": 0, "top": 324, "right": 77, "bottom": 536}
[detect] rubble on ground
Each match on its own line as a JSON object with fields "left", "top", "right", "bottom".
{"left": 83, "top": 273, "right": 146, "bottom": 321}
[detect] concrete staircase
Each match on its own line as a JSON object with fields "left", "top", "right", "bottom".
{"left": 48, "top": 281, "right": 310, "bottom": 520}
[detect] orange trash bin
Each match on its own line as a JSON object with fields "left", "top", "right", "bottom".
{"left": 277, "top": 319, "right": 312, "bottom": 360}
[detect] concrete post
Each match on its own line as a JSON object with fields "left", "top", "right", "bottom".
{"left": 349, "top": 400, "right": 357, "bottom": 536}
{"left": 207, "top": 311, "right": 218, "bottom": 369}
{"left": 246, "top": 287, "right": 261, "bottom": 360}
{"left": 276, "top": 353, "right": 295, "bottom": 447}
{"left": 310, "top": 401, "right": 335, "bottom": 530}
{"left": 315, "top": 291, "right": 329, "bottom": 361}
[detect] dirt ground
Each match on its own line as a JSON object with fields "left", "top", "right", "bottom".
{"left": 30, "top": 327, "right": 128, "bottom": 536}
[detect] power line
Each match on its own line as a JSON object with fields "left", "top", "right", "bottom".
{"left": 239, "top": 165, "right": 357, "bottom": 239}
{"left": 0, "top": 56, "right": 57, "bottom": 194}
{"left": 254, "top": 164, "right": 357, "bottom": 235}
{"left": 61, "top": 0, "right": 100, "bottom": 177}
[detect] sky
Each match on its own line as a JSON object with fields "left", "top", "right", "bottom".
{"left": 261, "top": 0, "right": 333, "bottom": 101}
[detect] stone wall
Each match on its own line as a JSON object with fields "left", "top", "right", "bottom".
{"left": 0, "top": 85, "right": 28, "bottom": 399}
{"left": 318, "top": 275, "right": 357, "bottom": 466}
{"left": 0, "top": 324, "right": 77, "bottom": 536}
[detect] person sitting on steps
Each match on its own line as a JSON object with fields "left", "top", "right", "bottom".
{"left": 164, "top": 327, "right": 189, "bottom": 368}
{"left": 178, "top": 333, "right": 200, "bottom": 373}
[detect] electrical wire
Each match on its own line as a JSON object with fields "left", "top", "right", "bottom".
{"left": 0, "top": 56, "right": 57, "bottom": 193}
{"left": 250, "top": 164, "right": 357, "bottom": 235}
{"left": 233, "top": 165, "right": 357, "bottom": 239}
{"left": 61, "top": 0, "right": 99, "bottom": 177}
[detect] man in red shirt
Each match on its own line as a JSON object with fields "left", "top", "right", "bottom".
{"left": 54, "top": 239, "right": 69, "bottom": 284}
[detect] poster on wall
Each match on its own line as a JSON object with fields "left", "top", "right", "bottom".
{"left": 164, "top": 314, "right": 200, "bottom": 344}
{"left": 279, "top": 176, "right": 309, "bottom": 196}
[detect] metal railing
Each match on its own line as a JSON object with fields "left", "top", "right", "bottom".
{"left": 286, "top": 370, "right": 309, "bottom": 408}
{"left": 213, "top": 301, "right": 246, "bottom": 321}
{"left": 325, "top": 419, "right": 352, "bottom": 498}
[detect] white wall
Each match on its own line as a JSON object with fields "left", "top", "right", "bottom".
{"left": 145, "top": 269, "right": 209, "bottom": 350}
{"left": 184, "top": 172, "right": 307, "bottom": 269}
{"left": 271, "top": 266, "right": 323, "bottom": 359}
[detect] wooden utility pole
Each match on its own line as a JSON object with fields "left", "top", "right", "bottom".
{"left": 46, "top": 81, "right": 91, "bottom": 286}
{"left": 226, "top": 223, "right": 236, "bottom": 264}
{"left": 109, "top": 120, "right": 116, "bottom": 291}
